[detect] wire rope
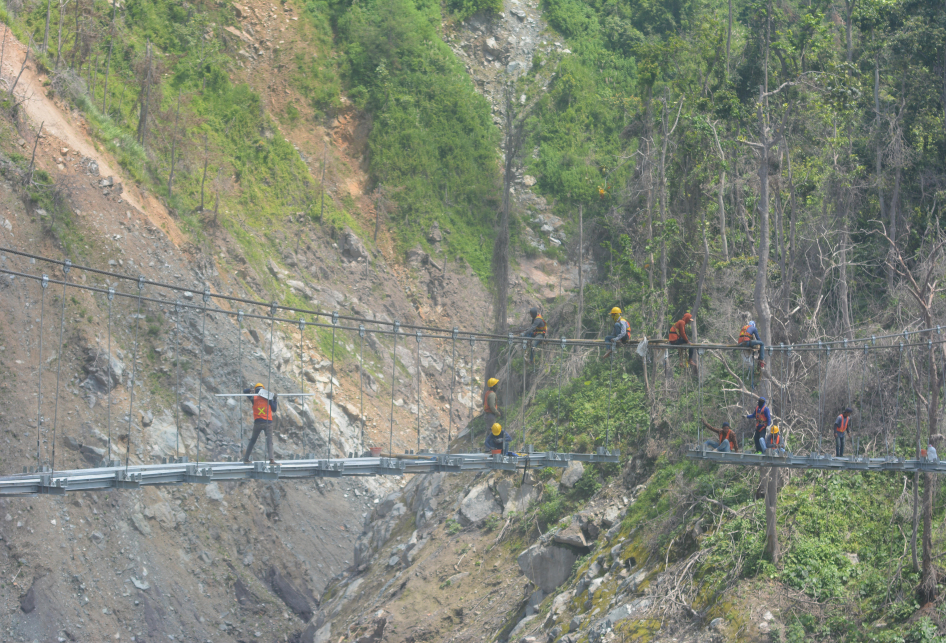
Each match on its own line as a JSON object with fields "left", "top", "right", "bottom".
{"left": 49, "top": 261, "right": 70, "bottom": 474}
{"left": 237, "top": 310, "right": 244, "bottom": 457}
{"left": 174, "top": 301, "right": 182, "bottom": 459}
{"left": 448, "top": 328, "right": 457, "bottom": 449}
{"left": 193, "top": 288, "right": 210, "bottom": 465}
{"left": 35, "top": 274, "right": 47, "bottom": 468}
{"left": 359, "top": 324, "right": 366, "bottom": 453}
{"left": 556, "top": 338, "right": 565, "bottom": 450}
{"left": 520, "top": 338, "right": 527, "bottom": 451}
{"left": 416, "top": 330, "right": 422, "bottom": 454}
{"left": 469, "top": 335, "right": 475, "bottom": 449}
{"left": 388, "top": 321, "right": 400, "bottom": 454}
{"left": 125, "top": 277, "right": 145, "bottom": 471}
{"left": 327, "top": 311, "right": 338, "bottom": 458}
{"left": 298, "top": 317, "right": 307, "bottom": 457}
{"left": 106, "top": 287, "right": 114, "bottom": 463}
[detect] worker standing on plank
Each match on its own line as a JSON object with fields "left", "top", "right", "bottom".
{"left": 603, "top": 307, "right": 631, "bottom": 360}
{"left": 485, "top": 423, "right": 513, "bottom": 455}
{"left": 243, "top": 383, "right": 277, "bottom": 464}
{"left": 483, "top": 377, "right": 502, "bottom": 433}
{"left": 746, "top": 396, "right": 772, "bottom": 453}
{"left": 668, "top": 313, "right": 696, "bottom": 366}
{"left": 737, "top": 320, "right": 766, "bottom": 370}
{"left": 834, "top": 407, "right": 852, "bottom": 457}
{"left": 702, "top": 419, "right": 738, "bottom": 452}
{"left": 520, "top": 307, "right": 547, "bottom": 363}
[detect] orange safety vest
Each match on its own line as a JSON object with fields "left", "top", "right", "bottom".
{"left": 738, "top": 325, "right": 752, "bottom": 344}
{"left": 669, "top": 320, "right": 686, "bottom": 342}
{"left": 754, "top": 406, "right": 768, "bottom": 428}
{"left": 483, "top": 389, "right": 497, "bottom": 414}
{"left": 618, "top": 318, "right": 631, "bottom": 341}
{"left": 253, "top": 394, "right": 273, "bottom": 422}
{"left": 836, "top": 415, "right": 850, "bottom": 433}
{"left": 532, "top": 314, "right": 547, "bottom": 336}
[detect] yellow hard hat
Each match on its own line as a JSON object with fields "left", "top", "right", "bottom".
{"left": 491, "top": 423, "right": 502, "bottom": 436}
{"left": 255, "top": 383, "right": 264, "bottom": 389}
{"left": 771, "top": 425, "right": 779, "bottom": 434}
{"left": 487, "top": 378, "right": 499, "bottom": 388}
{"left": 610, "top": 307, "right": 621, "bottom": 315}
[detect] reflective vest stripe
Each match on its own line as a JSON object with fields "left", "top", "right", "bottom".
{"left": 619, "top": 319, "right": 630, "bottom": 339}
{"left": 837, "top": 416, "right": 850, "bottom": 432}
{"left": 738, "top": 325, "right": 752, "bottom": 343}
{"left": 254, "top": 395, "right": 273, "bottom": 422}
{"left": 483, "top": 390, "right": 496, "bottom": 414}
{"left": 533, "top": 315, "right": 547, "bottom": 335}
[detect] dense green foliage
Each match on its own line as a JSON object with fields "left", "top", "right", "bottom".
{"left": 329, "top": 0, "right": 500, "bottom": 277}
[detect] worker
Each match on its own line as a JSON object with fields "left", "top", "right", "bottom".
{"left": 702, "top": 419, "right": 738, "bottom": 452}
{"left": 834, "top": 407, "right": 852, "bottom": 457}
{"left": 668, "top": 313, "right": 696, "bottom": 366}
{"left": 927, "top": 443, "right": 939, "bottom": 463}
{"left": 603, "top": 307, "right": 631, "bottom": 359}
{"left": 483, "top": 377, "right": 502, "bottom": 433}
{"left": 243, "top": 383, "right": 277, "bottom": 464}
{"left": 737, "top": 320, "right": 765, "bottom": 369}
{"left": 485, "top": 423, "right": 513, "bottom": 455}
{"left": 520, "top": 307, "right": 547, "bottom": 363}
{"left": 746, "top": 396, "right": 772, "bottom": 453}
{"left": 766, "top": 425, "right": 786, "bottom": 455}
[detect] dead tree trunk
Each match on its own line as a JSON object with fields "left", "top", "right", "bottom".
{"left": 167, "top": 89, "right": 182, "bottom": 198}
{"left": 136, "top": 41, "right": 153, "bottom": 147}
{"left": 200, "top": 133, "right": 209, "bottom": 211}
{"left": 101, "top": 2, "right": 118, "bottom": 114}
{"left": 43, "top": 0, "right": 53, "bottom": 52}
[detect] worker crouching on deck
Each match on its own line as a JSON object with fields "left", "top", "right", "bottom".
{"left": 737, "top": 320, "right": 765, "bottom": 370}
{"left": 243, "top": 383, "right": 277, "bottom": 464}
{"left": 486, "top": 423, "right": 513, "bottom": 455}
{"left": 766, "top": 425, "right": 786, "bottom": 455}
{"left": 702, "top": 419, "right": 738, "bottom": 452}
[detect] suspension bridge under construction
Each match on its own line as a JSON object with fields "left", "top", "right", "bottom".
{"left": 0, "top": 246, "right": 945, "bottom": 497}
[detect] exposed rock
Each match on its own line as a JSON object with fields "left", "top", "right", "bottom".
{"left": 484, "top": 37, "right": 503, "bottom": 57}
{"left": 517, "top": 543, "right": 580, "bottom": 593}
{"left": 341, "top": 227, "right": 370, "bottom": 262}
{"left": 601, "top": 505, "right": 621, "bottom": 528}
{"left": 427, "top": 222, "right": 442, "bottom": 244}
{"left": 180, "top": 400, "right": 199, "bottom": 416}
{"left": 354, "top": 616, "right": 387, "bottom": 643}
{"left": 90, "top": 531, "right": 104, "bottom": 543}
{"left": 131, "top": 577, "right": 151, "bottom": 590}
{"left": 288, "top": 280, "right": 315, "bottom": 300}
{"left": 508, "top": 614, "right": 538, "bottom": 641}
{"left": 139, "top": 410, "right": 153, "bottom": 427}
{"left": 553, "top": 516, "right": 587, "bottom": 548}
{"left": 406, "top": 246, "right": 428, "bottom": 266}
{"left": 602, "top": 597, "right": 653, "bottom": 625}
{"left": 458, "top": 483, "right": 501, "bottom": 525}
{"left": 523, "top": 175, "right": 537, "bottom": 187}
{"left": 63, "top": 436, "right": 81, "bottom": 451}
{"left": 205, "top": 482, "right": 225, "bottom": 502}
{"left": 82, "top": 348, "right": 124, "bottom": 393}
{"left": 131, "top": 512, "right": 152, "bottom": 536}
{"left": 561, "top": 460, "right": 584, "bottom": 488}
{"left": 269, "top": 567, "right": 314, "bottom": 621}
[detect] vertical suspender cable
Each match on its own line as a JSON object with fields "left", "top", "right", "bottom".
{"left": 359, "top": 325, "right": 366, "bottom": 452}
{"left": 174, "top": 301, "right": 182, "bottom": 458}
{"left": 556, "top": 337, "right": 565, "bottom": 450}
{"left": 237, "top": 310, "right": 244, "bottom": 457}
{"left": 818, "top": 342, "right": 824, "bottom": 453}
{"left": 606, "top": 349, "right": 613, "bottom": 449}
{"left": 388, "top": 321, "right": 399, "bottom": 454}
{"left": 893, "top": 343, "right": 904, "bottom": 457}
{"left": 125, "top": 276, "right": 145, "bottom": 471}
{"left": 298, "top": 317, "right": 307, "bottom": 457}
{"left": 265, "top": 301, "right": 277, "bottom": 395}
{"left": 449, "top": 328, "right": 458, "bottom": 449}
{"left": 36, "top": 274, "right": 48, "bottom": 468}
{"left": 194, "top": 288, "right": 209, "bottom": 464}
{"left": 327, "top": 311, "right": 338, "bottom": 458}
{"left": 106, "top": 287, "right": 114, "bottom": 463}
{"left": 469, "top": 335, "right": 475, "bottom": 448}
{"left": 520, "top": 338, "right": 527, "bottom": 450}
{"left": 50, "top": 260, "right": 70, "bottom": 475}
{"left": 415, "top": 330, "right": 422, "bottom": 453}
{"left": 506, "top": 333, "right": 513, "bottom": 441}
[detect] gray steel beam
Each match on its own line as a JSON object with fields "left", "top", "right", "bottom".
{"left": 686, "top": 445, "right": 946, "bottom": 473}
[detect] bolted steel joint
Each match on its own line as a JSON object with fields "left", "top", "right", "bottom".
{"left": 469, "top": 334, "right": 475, "bottom": 346}
{"left": 63, "top": 259, "right": 71, "bottom": 274}
{"left": 202, "top": 288, "right": 210, "bottom": 303}
{"left": 394, "top": 321, "right": 400, "bottom": 334}
{"left": 452, "top": 327, "right": 459, "bottom": 340}
{"left": 507, "top": 333, "right": 513, "bottom": 345}
{"left": 332, "top": 311, "right": 339, "bottom": 325}
{"left": 561, "top": 337, "right": 567, "bottom": 348}
{"left": 138, "top": 276, "right": 145, "bottom": 291}
{"left": 298, "top": 318, "right": 306, "bottom": 332}
{"left": 358, "top": 324, "right": 365, "bottom": 338}
{"left": 237, "top": 310, "right": 244, "bottom": 322}
{"left": 175, "top": 300, "right": 182, "bottom": 314}
{"left": 41, "top": 274, "right": 49, "bottom": 288}
{"left": 107, "top": 287, "right": 115, "bottom": 301}
{"left": 270, "top": 302, "right": 278, "bottom": 317}
{"left": 415, "top": 330, "right": 422, "bottom": 342}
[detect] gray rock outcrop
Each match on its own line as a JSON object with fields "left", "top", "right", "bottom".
{"left": 458, "top": 483, "right": 501, "bottom": 525}
{"left": 517, "top": 542, "right": 580, "bottom": 593}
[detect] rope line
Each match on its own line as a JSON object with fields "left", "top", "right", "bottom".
{"left": 237, "top": 310, "right": 244, "bottom": 457}
{"left": 359, "top": 324, "right": 366, "bottom": 453}
{"left": 50, "top": 262, "right": 69, "bottom": 475}
{"left": 106, "top": 288, "right": 114, "bottom": 462}
{"left": 174, "top": 301, "right": 183, "bottom": 458}
{"left": 125, "top": 277, "right": 145, "bottom": 471}
{"left": 194, "top": 289, "right": 209, "bottom": 465}
{"left": 299, "top": 317, "right": 307, "bottom": 457}
{"left": 389, "top": 321, "right": 399, "bottom": 454}
{"left": 448, "top": 329, "right": 457, "bottom": 448}
{"left": 35, "top": 275, "right": 47, "bottom": 468}
{"left": 327, "top": 312, "right": 337, "bottom": 459}
{"left": 416, "top": 331, "right": 422, "bottom": 454}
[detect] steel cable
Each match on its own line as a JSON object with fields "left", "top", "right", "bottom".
{"left": 49, "top": 262, "right": 69, "bottom": 474}
{"left": 125, "top": 277, "right": 145, "bottom": 471}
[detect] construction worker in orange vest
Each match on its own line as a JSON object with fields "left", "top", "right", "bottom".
{"left": 834, "top": 407, "right": 853, "bottom": 457}
{"left": 668, "top": 313, "right": 696, "bottom": 366}
{"left": 243, "top": 383, "right": 277, "bottom": 464}
{"left": 483, "top": 377, "right": 502, "bottom": 433}
{"left": 737, "top": 320, "right": 765, "bottom": 370}
{"left": 520, "top": 307, "right": 547, "bottom": 363}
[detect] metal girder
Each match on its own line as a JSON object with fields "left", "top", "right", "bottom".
{"left": 0, "top": 449, "right": 622, "bottom": 497}
{"left": 686, "top": 445, "right": 946, "bottom": 473}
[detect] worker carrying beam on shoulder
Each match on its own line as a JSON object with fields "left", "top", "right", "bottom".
{"left": 834, "top": 407, "right": 853, "bottom": 457}
{"left": 746, "top": 396, "right": 772, "bottom": 453}
{"left": 602, "top": 307, "right": 631, "bottom": 360}
{"left": 702, "top": 418, "right": 738, "bottom": 452}
{"left": 737, "top": 320, "right": 766, "bottom": 370}
{"left": 520, "top": 307, "right": 547, "bottom": 363}
{"left": 243, "top": 383, "right": 277, "bottom": 464}
{"left": 483, "top": 377, "right": 503, "bottom": 434}
{"left": 668, "top": 313, "right": 696, "bottom": 366}
{"left": 485, "top": 423, "right": 513, "bottom": 455}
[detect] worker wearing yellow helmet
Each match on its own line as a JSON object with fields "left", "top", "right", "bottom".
{"left": 766, "top": 424, "right": 786, "bottom": 456}
{"left": 485, "top": 423, "right": 512, "bottom": 455}
{"left": 603, "top": 306, "right": 632, "bottom": 359}
{"left": 482, "top": 377, "right": 503, "bottom": 437}
{"left": 242, "top": 382, "right": 277, "bottom": 464}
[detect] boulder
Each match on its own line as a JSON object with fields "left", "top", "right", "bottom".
{"left": 508, "top": 614, "right": 538, "bottom": 640}
{"left": 139, "top": 410, "right": 153, "bottom": 427}
{"left": 180, "top": 400, "right": 199, "bottom": 417}
{"left": 553, "top": 516, "right": 587, "bottom": 548}
{"left": 205, "top": 482, "right": 225, "bottom": 502}
{"left": 19, "top": 582, "right": 36, "bottom": 613}
{"left": 517, "top": 543, "right": 580, "bottom": 593}
{"left": 602, "top": 597, "right": 652, "bottom": 626}
{"left": 82, "top": 348, "right": 124, "bottom": 393}
{"left": 427, "top": 222, "right": 442, "bottom": 244}
{"left": 63, "top": 436, "right": 81, "bottom": 451}
{"left": 484, "top": 37, "right": 503, "bottom": 57}
{"left": 341, "top": 227, "right": 370, "bottom": 262}
{"left": 458, "top": 483, "right": 501, "bottom": 525}
{"left": 288, "top": 280, "right": 315, "bottom": 300}
{"left": 406, "top": 246, "right": 428, "bottom": 266}
{"left": 601, "top": 505, "right": 621, "bottom": 528}
{"left": 561, "top": 460, "right": 584, "bottom": 489}
{"left": 523, "top": 175, "right": 537, "bottom": 187}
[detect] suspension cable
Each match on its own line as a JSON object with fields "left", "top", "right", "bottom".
{"left": 327, "top": 311, "right": 338, "bottom": 458}
{"left": 520, "top": 338, "right": 527, "bottom": 451}
{"left": 606, "top": 349, "right": 613, "bottom": 449}
{"left": 50, "top": 260, "right": 70, "bottom": 475}
{"left": 416, "top": 330, "right": 422, "bottom": 454}
{"left": 36, "top": 274, "right": 47, "bottom": 468}
{"left": 556, "top": 337, "right": 565, "bottom": 450}
{"left": 359, "top": 324, "right": 366, "bottom": 453}
{"left": 106, "top": 288, "right": 114, "bottom": 463}
{"left": 448, "top": 328, "right": 457, "bottom": 449}
{"left": 193, "top": 288, "right": 210, "bottom": 465}
{"left": 298, "top": 317, "right": 307, "bottom": 457}
{"left": 174, "top": 301, "right": 183, "bottom": 458}
{"left": 125, "top": 277, "right": 145, "bottom": 471}
{"left": 389, "top": 321, "right": 400, "bottom": 454}
{"left": 237, "top": 310, "right": 244, "bottom": 458}
{"left": 469, "top": 335, "right": 475, "bottom": 449}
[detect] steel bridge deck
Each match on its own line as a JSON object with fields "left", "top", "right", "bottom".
{"left": 0, "top": 448, "right": 621, "bottom": 496}
{"left": 687, "top": 446, "right": 946, "bottom": 473}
